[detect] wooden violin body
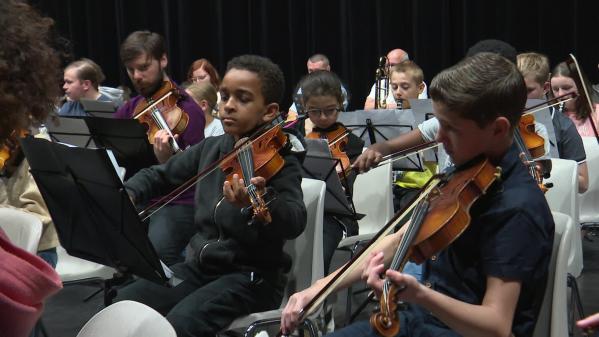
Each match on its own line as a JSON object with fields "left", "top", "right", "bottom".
{"left": 133, "top": 80, "right": 189, "bottom": 152}
{"left": 219, "top": 123, "right": 288, "bottom": 224}
{"left": 0, "top": 129, "right": 28, "bottom": 176}
{"left": 306, "top": 124, "right": 351, "bottom": 177}
{"left": 518, "top": 114, "right": 545, "bottom": 159}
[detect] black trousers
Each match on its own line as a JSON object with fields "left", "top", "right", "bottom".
{"left": 115, "top": 263, "right": 284, "bottom": 337}
{"left": 146, "top": 203, "right": 196, "bottom": 266}
{"left": 323, "top": 214, "right": 358, "bottom": 273}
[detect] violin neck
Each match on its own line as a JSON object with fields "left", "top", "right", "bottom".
{"left": 237, "top": 146, "right": 256, "bottom": 186}
{"left": 388, "top": 198, "right": 430, "bottom": 272}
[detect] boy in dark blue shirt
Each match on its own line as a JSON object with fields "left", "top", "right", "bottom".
{"left": 282, "top": 53, "right": 554, "bottom": 337}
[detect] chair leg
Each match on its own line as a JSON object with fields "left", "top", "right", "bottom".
{"left": 567, "top": 273, "right": 585, "bottom": 336}
{"left": 344, "top": 242, "right": 359, "bottom": 325}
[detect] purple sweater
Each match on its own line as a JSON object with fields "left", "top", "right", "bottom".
{"left": 115, "top": 87, "right": 205, "bottom": 204}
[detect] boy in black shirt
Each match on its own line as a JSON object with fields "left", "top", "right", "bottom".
{"left": 118, "top": 55, "right": 307, "bottom": 337}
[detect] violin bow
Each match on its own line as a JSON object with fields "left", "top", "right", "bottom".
{"left": 567, "top": 54, "right": 599, "bottom": 144}
{"left": 138, "top": 113, "right": 288, "bottom": 221}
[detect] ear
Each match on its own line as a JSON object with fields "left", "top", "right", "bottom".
{"left": 159, "top": 53, "right": 168, "bottom": 69}
{"left": 261, "top": 103, "right": 280, "bottom": 123}
{"left": 542, "top": 81, "right": 550, "bottom": 95}
{"left": 199, "top": 99, "right": 210, "bottom": 112}
{"left": 492, "top": 116, "right": 511, "bottom": 138}
{"left": 418, "top": 82, "right": 425, "bottom": 94}
{"left": 82, "top": 80, "right": 92, "bottom": 91}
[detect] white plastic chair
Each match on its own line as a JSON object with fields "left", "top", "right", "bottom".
{"left": 337, "top": 162, "right": 393, "bottom": 250}
{"left": 76, "top": 300, "right": 176, "bottom": 337}
{"left": 223, "top": 178, "right": 326, "bottom": 337}
{"left": 56, "top": 246, "right": 116, "bottom": 283}
{"left": 544, "top": 158, "right": 583, "bottom": 277}
{"left": 56, "top": 245, "right": 116, "bottom": 306}
{"left": 579, "top": 136, "right": 599, "bottom": 226}
{"left": 0, "top": 208, "right": 43, "bottom": 253}
{"left": 533, "top": 212, "right": 573, "bottom": 337}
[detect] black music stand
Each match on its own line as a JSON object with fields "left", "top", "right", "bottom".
{"left": 46, "top": 116, "right": 97, "bottom": 148}
{"left": 80, "top": 99, "right": 117, "bottom": 118}
{"left": 338, "top": 109, "right": 426, "bottom": 172}
{"left": 84, "top": 117, "right": 157, "bottom": 179}
{"left": 302, "top": 139, "right": 362, "bottom": 219}
{"left": 20, "top": 137, "right": 173, "bottom": 287}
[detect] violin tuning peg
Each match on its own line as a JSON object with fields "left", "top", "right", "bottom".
{"left": 493, "top": 167, "right": 503, "bottom": 181}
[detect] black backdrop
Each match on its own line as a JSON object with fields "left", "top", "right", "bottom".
{"left": 32, "top": 0, "right": 599, "bottom": 111}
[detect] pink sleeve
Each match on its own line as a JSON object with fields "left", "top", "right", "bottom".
{"left": 0, "top": 229, "right": 62, "bottom": 337}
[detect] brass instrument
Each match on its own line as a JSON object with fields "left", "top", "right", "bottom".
{"left": 374, "top": 56, "right": 389, "bottom": 109}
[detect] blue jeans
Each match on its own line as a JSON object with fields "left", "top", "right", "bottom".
{"left": 37, "top": 247, "right": 58, "bottom": 269}
{"left": 147, "top": 204, "right": 196, "bottom": 266}
{"left": 403, "top": 261, "right": 422, "bottom": 282}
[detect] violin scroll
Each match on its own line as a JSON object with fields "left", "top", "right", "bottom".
{"left": 370, "top": 284, "right": 401, "bottom": 337}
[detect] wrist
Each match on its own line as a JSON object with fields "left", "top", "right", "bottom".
{"left": 412, "top": 282, "right": 432, "bottom": 306}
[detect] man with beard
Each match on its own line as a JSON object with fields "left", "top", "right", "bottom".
{"left": 115, "top": 30, "right": 205, "bottom": 265}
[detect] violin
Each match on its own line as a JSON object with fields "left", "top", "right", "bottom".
{"left": 512, "top": 93, "right": 578, "bottom": 193}
{"left": 0, "top": 129, "right": 28, "bottom": 177}
{"left": 371, "top": 156, "right": 501, "bottom": 336}
{"left": 138, "top": 118, "right": 289, "bottom": 225}
{"left": 133, "top": 80, "right": 189, "bottom": 153}
{"left": 220, "top": 123, "right": 288, "bottom": 224}
{"left": 280, "top": 152, "right": 501, "bottom": 337}
{"left": 517, "top": 114, "right": 545, "bottom": 159}
{"left": 306, "top": 123, "right": 351, "bottom": 177}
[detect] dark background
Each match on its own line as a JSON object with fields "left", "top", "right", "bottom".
{"left": 32, "top": 0, "right": 599, "bottom": 111}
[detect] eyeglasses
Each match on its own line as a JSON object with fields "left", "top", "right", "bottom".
{"left": 306, "top": 107, "right": 341, "bottom": 117}
{"left": 191, "top": 75, "right": 209, "bottom": 83}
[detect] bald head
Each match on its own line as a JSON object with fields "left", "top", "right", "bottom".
{"left": 387, "top": 49, "right": 410, "bottom": 66}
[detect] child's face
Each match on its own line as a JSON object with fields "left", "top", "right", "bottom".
{"left": 433, "top": 101, "right": 508, "bottom": 166}
{"left": 523, "top": 75, "right": 546, "bottom": 100}
{"left": 551, "top": 75, "right": 578, "bottom": 111}
{"left": 390, "top": 71, "right": 422, "bottom": 102}
{"left": 219, "top": 69, "right": 277, "bottom": 139}
{"left": 305, "top": 95, "right": 341, "bottom": 130}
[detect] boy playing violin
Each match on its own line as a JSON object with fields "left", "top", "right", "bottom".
{"left": 115, "top": 31, "right": 205, "bottom": 265}
{"left": 116, "top": 55, "right": 307, "bottom": 337}
{"left": 282, "top": 52, "right": 554, "bottom": 337}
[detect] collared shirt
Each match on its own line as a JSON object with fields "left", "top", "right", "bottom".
{"left": 418, "top": 143, "right": 554, "bottom": 337}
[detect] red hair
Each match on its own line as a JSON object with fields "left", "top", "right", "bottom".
{"left": 186, "top": 58, "right": 220, "bottom": 88}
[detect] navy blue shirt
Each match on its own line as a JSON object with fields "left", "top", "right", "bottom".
{"left": 417, "top": 143, "right": 554, "bottom": 337}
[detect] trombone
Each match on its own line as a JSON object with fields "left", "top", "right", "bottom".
{"left": 374, "top": 56, "right": 389, "bottom": 109}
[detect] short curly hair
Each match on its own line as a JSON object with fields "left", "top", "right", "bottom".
{"left": 226, "top": 55, "right": 284, "bottom": 106}
{"left": 0, "top": 0, "right": 61, "bottom": 143}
